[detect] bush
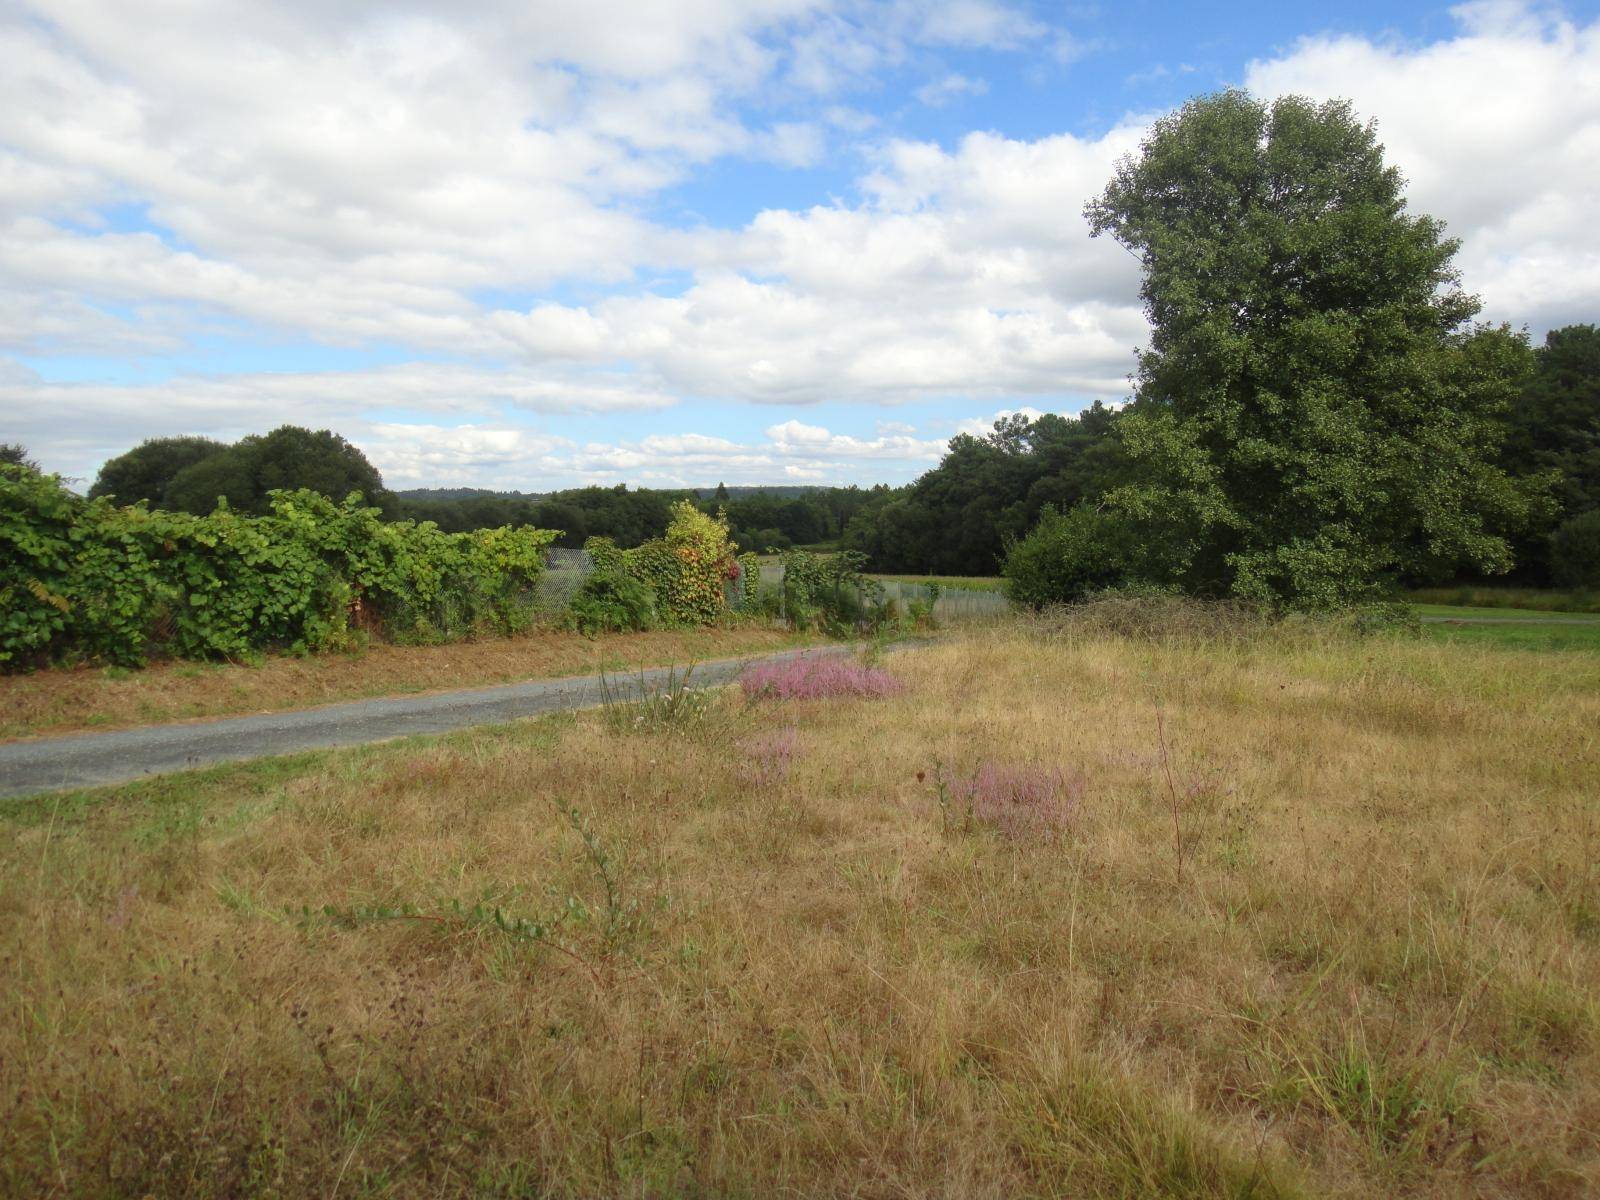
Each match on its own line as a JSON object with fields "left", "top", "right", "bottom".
{"left": 619, "top": 502, "right": 738, "bottom": 625}
{"left": 566, "top": 569, "right": 658, "bottom": 636}
{"left": 779, "top": 549, "right": 885, "bottom": 634}
{"left": 740, "top": 655, "right": 903, "bottom": 701}
{"left": 1002, "top": 504, "right": 1130, "bottom": 608}
{"left": 1550, "top": 509, "right": 1600, "bottom": 589}
{"left": 0, "top": 471, "right": 556, "bottom": 668}
{"left": 1347, "top": 602, "right": 1423, "bottom": 638}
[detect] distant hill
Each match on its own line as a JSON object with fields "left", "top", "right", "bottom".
{"left": 395, "top": 487, "right": 545, "bottom": 502}
{"left": 692, "top": 486, "right": 835, "bottom": 500}
{"left": 397, "top": 484, "right": 839, "bottom": 502}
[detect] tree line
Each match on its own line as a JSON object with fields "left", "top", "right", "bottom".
{"left": 53, "top": 428, "right": 888, "bottom": 556}
{"left": 16, "top": 89, "right": 1600, "bottom": 608}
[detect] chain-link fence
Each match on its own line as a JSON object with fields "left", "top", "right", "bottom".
{"left": 534, "top": 547, "right": 595, "bottom": 614}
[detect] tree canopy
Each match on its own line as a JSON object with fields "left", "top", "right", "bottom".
{"left": 128, "top": 427, "right": 397, "bottom": 517}
{"left": 88, "top": 436, "right": 229, "bottom": 506}
{"left": 1522, "top": 324, "right": 1600, "bottom": 519}
{"left": 841, "top": 405, "right": 1124, "bottom": 575}
{"left": 1084, "top": 90, "right": 1544, "bottom": 607}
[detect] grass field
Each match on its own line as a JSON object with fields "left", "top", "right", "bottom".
{"left": 1413, "top": 605, "right": 1600, "bottom": 652}
{"left": 0, "top": 625, "right": 823, "bottom": 742}
{"left": 1406, "top": 586, "right": 1600, "bottom": 614}
{"left": 3, "top": 613, "right": 1596, "bottom": 1197}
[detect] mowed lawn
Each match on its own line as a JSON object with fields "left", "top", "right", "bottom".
{"left": 1414, "top": 605, "right": 1600, "bottom": 653}
{"left": 2, "top": 619, "right": 1598, "bottom": 1197}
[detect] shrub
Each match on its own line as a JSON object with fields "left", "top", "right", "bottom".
{"left": 0, "top": 472, "right": 556, "bottom": 668}
{"left": 1002, "top": 503, "right": 1130, "bottom": 608}
{"left": 566, "top": 568, "right": 657, "bottom": 636}
{"left": 1347, "top": 602, "right": 1423, "bottom": 638}
{"left": 1550, "top": 509, "right": 1600, "bottom": 589}
{"left": 780, "top": 549, "right": 885, "bottom": 634}
{"left": 740, "top": 654, "right": 903, "bottom": 702}
{"left": 619, "top": 502, "right": 738, "bottom": 625}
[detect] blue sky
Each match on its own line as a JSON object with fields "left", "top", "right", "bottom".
{"left": 4, "top": 0, "right": 1600, "bottom": 489}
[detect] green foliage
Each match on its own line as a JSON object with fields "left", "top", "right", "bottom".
{"left": 1085, "top": 90, "right": 1547, "bottom": 610}
{"left": 88, "top": 435, "right": 228, "bottom": 506}
{"left": 843, "top": 406, "right": 1125, "bottom": 575}
{"left": 1500, "top": 324, "right": 1600, "bottom": 579}
{"left": 735, "top": 552, "right": 761, "bottom": 613}
{"left": 780, "top": 549, "right": 887, "bottom": 634}
{"left": 0, "top": 443, "right": 39, "bottom": 471}
{"left": 1550, "top": 509, "right": 1600, "bottom": 589}
{"left": 617, "top": 502, "right": 738, "bottom": 625}
{"left": 1002, "top": 503, "right": 1132, "bottom": 608}
{"left": 1347, "top": 603, "right": 1424, "bottom": 638}
{"left": 583, "top": 534, "right": 625, "bottom": 573}
{"left": 566, "top": 568, "right": 658, "bottom": 636}
{"left": 0, "top": 470, "right": 555, "bottom": 668}
{"left": 161, "top": 425, "right": 395, "bottom": 517}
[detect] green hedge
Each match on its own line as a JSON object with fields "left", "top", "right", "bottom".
{"left": 0, "top": 467, "right": 555, "bottom": 668}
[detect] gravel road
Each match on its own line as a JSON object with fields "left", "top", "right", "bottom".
{"left": 0, "top": 644, "right": 878, "bottom": 800}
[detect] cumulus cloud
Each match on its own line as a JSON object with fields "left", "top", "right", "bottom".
{"left": 1244, "top": 2, "right": 1600, "bottom": 330}
{"left": 5, "top": 0, "right": 1600, "bottom": 489}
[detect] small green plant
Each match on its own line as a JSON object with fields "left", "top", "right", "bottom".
{"left": 555, "top": 802, "right": 645, "bottom": 958}
{"left": 566, "top": 567, "right": 658, "bottom": 635}
{"left": 1348, "top": 602, "right": 1423, "bottom": 637}
{"left": 598, "top": 663, "right": 714, "bottom": 733}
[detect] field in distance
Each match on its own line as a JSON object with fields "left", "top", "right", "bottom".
{"left": 3, "top": 610, "right": 1596, "bottom": 1197}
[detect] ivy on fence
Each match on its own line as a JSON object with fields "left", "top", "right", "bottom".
{"left": 0, "top": 466, "right": 555, "bottom": 668}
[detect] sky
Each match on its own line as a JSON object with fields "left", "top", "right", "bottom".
{"left": 3, "top": 0, "right": 1599, "bottom": 493}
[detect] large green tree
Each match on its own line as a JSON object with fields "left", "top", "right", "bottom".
{"left": 164, "top": 426, "right": 393, "bottom": 516}
{"left": 0, "top": 443, "right": 37, "bottom": 472}
{"left": 1086, "top": 90, "right": 1544, "bottom": 608}
{"left": 1503, "top": 325, "right": 1600, "bottom": 572}
{"left": 88, "top": 435, "right": 228, "bottom": 505}
{"left": 842, "top": 404, "right": 1124, "bottom": 574}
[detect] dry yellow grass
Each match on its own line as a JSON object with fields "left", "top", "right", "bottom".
{"left": 0, "top": 624, "right": 823, "bottom": 741}
{"left": 2, "top": 618, "right": 1597, "bottom": 1197}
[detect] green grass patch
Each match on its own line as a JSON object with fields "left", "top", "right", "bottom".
{"left": 1406, "top": 586, "right": 1600, "bottom": 613}
{"left": 1412, "top": 604, "right": 1600, "bottom": 622}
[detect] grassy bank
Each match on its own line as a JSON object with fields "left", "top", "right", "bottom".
{"left": 0, "top": 625, "right": 824, "bottom": 742}
{"left": 2, "top": 619, "right": 1596, "bottom": 1196}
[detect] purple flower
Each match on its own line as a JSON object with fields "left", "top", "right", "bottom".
{"left": 942, "top": 762, "right": 1083, "bottom": 841}
{"left": 740, "top": 655, "right": 904, "bottom": 702}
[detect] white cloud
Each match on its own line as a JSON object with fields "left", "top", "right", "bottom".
{"left": 0, "top": 360, "right": 677, "bottom": 482}
{"left": 7, "top": 0, "right": 1600, "bottom": 491}
{"left": 1244, "top": 2, "right": 1600, "bottom": 330}
{"left": 914, "top": 73, "right": 990, "bottom": 107}
{"left": 955, "top": 405, "right": 1046, "bottom": 437}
